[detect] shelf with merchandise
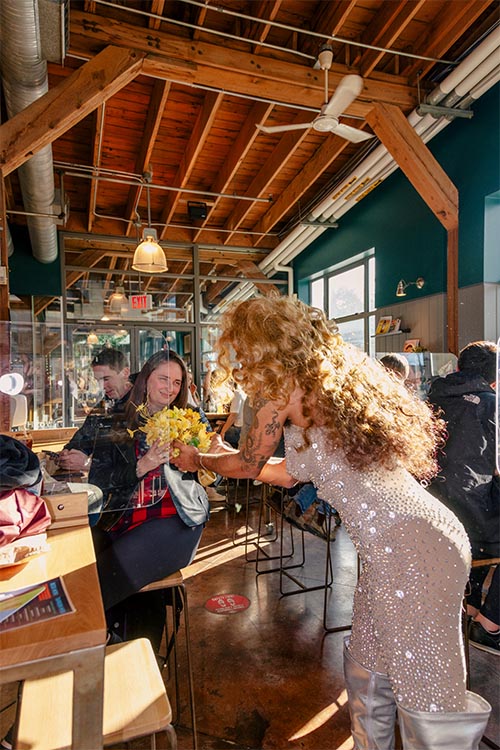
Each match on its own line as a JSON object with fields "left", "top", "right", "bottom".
{"left": 372, "top": 329, "right": 410, "bottom": 338}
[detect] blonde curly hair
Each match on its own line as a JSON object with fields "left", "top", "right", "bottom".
{"left": 217, "top": 294, "right": 445, "bottom": 482}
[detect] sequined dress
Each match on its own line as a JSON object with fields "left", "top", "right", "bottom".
{"left": 285, "top": 424, "right": 471, "bottom": 712}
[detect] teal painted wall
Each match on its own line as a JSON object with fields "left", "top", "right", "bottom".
{"left": 293, "top": 85, "right": 500, "bottom": 308}
{"left": 8, "top": 225, "right": 62, "bottom": 297}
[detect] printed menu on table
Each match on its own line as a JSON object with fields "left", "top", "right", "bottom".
{"left": 0, "top": 577, "right": 75, "bottom": 631}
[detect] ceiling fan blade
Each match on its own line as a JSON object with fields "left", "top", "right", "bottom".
{"left": 256, "top": 122, "right": 313, "bottom": 134}
{"left": 323, "top": 74, "right": 364, "bottom": 118}
{"left": 333, "top": 123, "right": 374, "bottom": 143}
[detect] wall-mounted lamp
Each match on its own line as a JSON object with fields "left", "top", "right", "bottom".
{"left": 396, "top": 277, "right": 425, "bottom": 297}
{"left": 132, "top": 171, "right": 168, "bottom": 274}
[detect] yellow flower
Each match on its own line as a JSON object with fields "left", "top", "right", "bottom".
{"left": 137, "top": 405, "right": 212, "bottom": 456}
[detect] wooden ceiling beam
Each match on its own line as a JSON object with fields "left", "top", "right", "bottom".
{"left": 125, "top": 79, "right": 171, "bottom": 236}
{"left": 192, "top": 100, "right": 274, "bottom": 243}
{"left": 254, "top": 136, "right": 352, "bottom": 241}
{"left": 402, "top": 0, "right": 494, "bottom": 82}
{"left": 69, "top": 10, "right": 417, "bottom": 116}
{"left": 365, "top": 102, "right": 458, "bottom": 229}
{"left": 238, "top": 259, "right": 280, "bottom": 295}
{"left": 191, "top": 2, "right": 210, "bottom": 41}
{"left": 0, "top": 46, "right": 145, "bottom": 177}
{"left": 222, "top": 114, "right": 312, "bottom": 243}
{"left": 303, "top": 1, "right": 358, "bottom": 59}
{"left": 149, "top": 1, "right": 166, "bottom": 31}
{"left": 246, "top": 1, "right": 284, "bottom": 54}
{"left": 357, "top": 0, "right": 427, "bottom": 78}
{"left": 159, "top": 90, "right": 224, "bottom": 235}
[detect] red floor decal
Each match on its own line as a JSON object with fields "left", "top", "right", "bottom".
{"left": 205, "top": 594, "right": 250, "bottom": 614}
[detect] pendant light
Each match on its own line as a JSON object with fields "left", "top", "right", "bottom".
{"left": 108, "top": 286, "right": 128, "bottom": 314}
{"left": 132, "top": 171, "right": 168, "bottom": 274}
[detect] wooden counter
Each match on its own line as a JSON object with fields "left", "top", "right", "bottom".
{"left": 5, "top": 427, "right": 77, "bottom": 453}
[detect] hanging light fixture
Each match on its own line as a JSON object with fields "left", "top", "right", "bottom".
{"left": 108, "top": 286, "right": 128, "bottom": 314}
{"left": 396, "top": 277, "right": 425, "bottom": 297}
{"left": 87, "top": 331, "right": 99, "bottom": 345}
{"left": 132, "top": 171, "right": 168, "bottom": 274}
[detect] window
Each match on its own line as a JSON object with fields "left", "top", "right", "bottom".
{"left": 308, "top": 252, "right": 375, "bottom": 353}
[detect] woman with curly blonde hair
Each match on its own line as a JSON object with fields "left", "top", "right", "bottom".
{"left": 172, "top": 294, "right": 490, "bottom": 750}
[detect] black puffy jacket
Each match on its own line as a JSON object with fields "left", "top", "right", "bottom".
{"left": 427, "top": 371, "right": 499, "bottom": 554}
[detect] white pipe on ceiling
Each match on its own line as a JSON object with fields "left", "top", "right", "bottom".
{"left": 427, "top": 26, "right": 500, "bottom": 105}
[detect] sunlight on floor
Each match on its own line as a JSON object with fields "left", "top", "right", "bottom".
{"left": 183, "top": 532, "right": 274, "bottom": 577}
{"left": 288, "top": 689, "right": 350, "bottom": 742}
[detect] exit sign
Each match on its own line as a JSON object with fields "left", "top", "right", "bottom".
{"left": 130, "top": 294, "right": 151, "bottom": 310}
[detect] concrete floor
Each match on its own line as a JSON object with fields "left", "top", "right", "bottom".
{"left": 2, "top": 481, "right": 498, "bottom": 750}
{"left": 149, "top": 482, "right": 500, "bottom": 750}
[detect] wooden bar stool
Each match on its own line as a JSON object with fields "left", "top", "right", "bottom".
{"left": 16, "top": 638, "right": 177, "bottom": 750}
{"left": 140, "top": 570, "right": 198, "bottom": 750}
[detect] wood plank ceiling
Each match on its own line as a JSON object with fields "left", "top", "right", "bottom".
{"left": 2, "top": 0, "right": 498, "bottom": 318}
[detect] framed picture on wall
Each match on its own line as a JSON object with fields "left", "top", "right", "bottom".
{"left": 375, "top": 316, "right": 392, "bottom": 335}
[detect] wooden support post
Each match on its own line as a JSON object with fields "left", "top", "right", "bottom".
{"left": 366, "top": 102, "right": 459, "bottom": 354}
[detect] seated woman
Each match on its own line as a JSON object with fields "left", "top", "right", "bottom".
{"left": 91, "top": 350, "right": 211, "bottom": 648}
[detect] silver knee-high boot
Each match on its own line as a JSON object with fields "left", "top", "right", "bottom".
{"left": 343, "top": 638, "right": 397, "bottom": 750}
{"left": 397, "top": 691, "right": 491, "bottom": 750}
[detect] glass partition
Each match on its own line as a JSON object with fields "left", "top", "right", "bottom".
{"left": 375, "top": 351, "right": 457, "bottom": 400}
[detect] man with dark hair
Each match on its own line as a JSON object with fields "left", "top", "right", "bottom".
{"left": 428, "top": 340, "right": 499, "bottom": 654}
{"left": 58, "top": 348, "right": 133, "bottom": 474}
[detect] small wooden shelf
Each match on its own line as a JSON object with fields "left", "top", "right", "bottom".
{"left": 372, "top": 330, "right": 410, "bottom": 338}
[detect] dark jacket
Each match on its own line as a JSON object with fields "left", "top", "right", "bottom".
{"left": 427, "top": 371, "right": 499, "bottom": 553}
{"left": 64, "top": 387, "right": 133, "bottom": 457}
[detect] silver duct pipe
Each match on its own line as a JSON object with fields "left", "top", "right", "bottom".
{"left": 0, "top": 0, "right": 58, "bottom": 263}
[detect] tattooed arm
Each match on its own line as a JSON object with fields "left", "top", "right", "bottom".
{"left": 170, "top": 396, "right": 293, "bottom": 482}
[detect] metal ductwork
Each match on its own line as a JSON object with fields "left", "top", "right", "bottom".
{"left": 0, "top": 0, "right": 69, "bottom": 264}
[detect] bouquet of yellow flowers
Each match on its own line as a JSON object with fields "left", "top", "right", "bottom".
{"left": 136, "top": 405, "right": 211, "bottom": 453}
{"left": 133, "top": 405, "right": 216, "bottom": 485}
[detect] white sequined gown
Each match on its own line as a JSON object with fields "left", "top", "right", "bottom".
{"left": 285, "top": 424, "right": 471, "bottom": 712}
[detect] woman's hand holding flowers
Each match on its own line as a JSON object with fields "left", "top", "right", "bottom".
{"left": 136, "top": 439, "right": 169, "bottom": 477}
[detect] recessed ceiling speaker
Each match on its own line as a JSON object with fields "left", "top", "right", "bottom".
{"left": 187, "top": 201, "right": 207, "bottom": 220}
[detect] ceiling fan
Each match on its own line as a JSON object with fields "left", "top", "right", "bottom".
{"left": 256, "top": 46, "right": 374, "bottom": 143}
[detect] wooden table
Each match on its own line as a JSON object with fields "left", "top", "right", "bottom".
{"left": 0, "top": 524, "right": 106, "bottom": 749}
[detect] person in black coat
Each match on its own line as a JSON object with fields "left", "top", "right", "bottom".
{"left": 428, "top": 340, "right": 499, "bottom": 655}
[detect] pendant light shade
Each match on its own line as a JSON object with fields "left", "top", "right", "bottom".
{"left": 87, "top": 331, "right": 99, "bottom": 345}
{"left": 108, "top": 286, "right": 128, "bottom": 314}
{"left": 132, "top": 171, "right": 167, "bottom": 273}
{"left": 132, "top": 228, "right": 168, "bottom": 273}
